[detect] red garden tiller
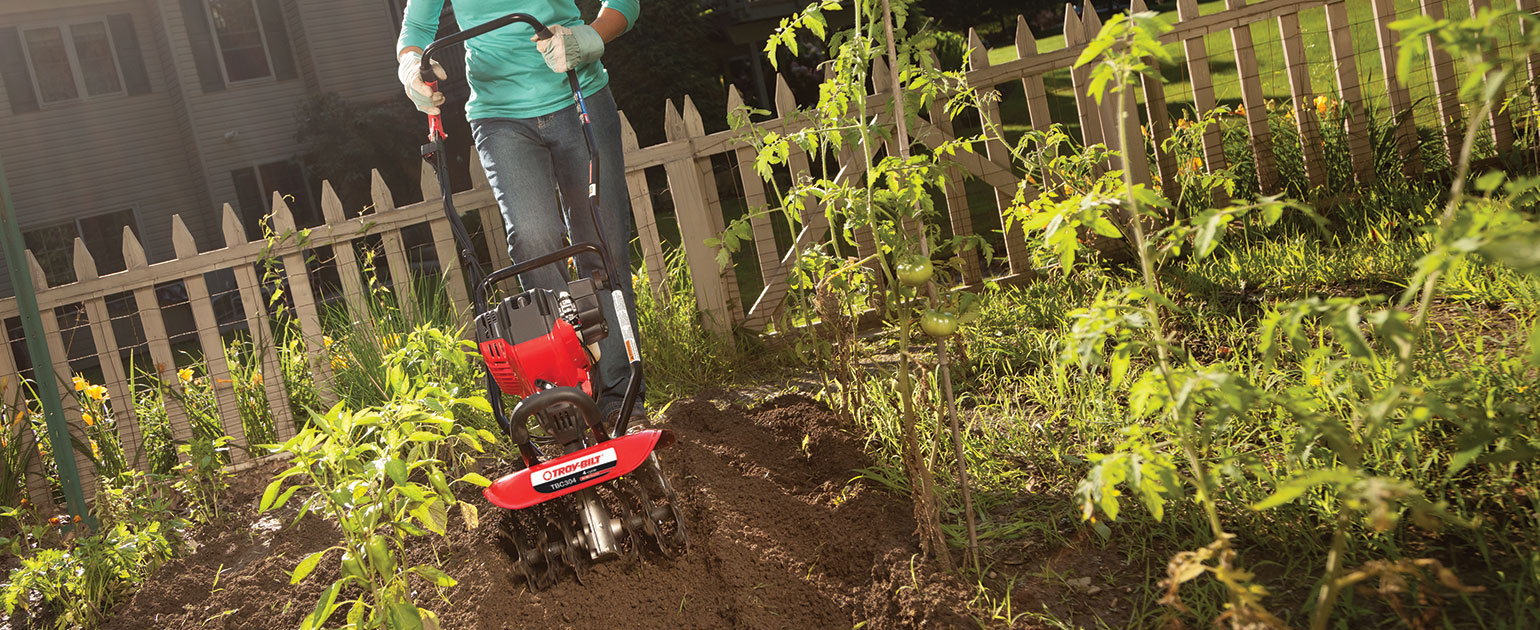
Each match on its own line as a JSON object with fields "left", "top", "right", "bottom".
{"left": 417, "top": 13, "right": 687, "bottom": 588}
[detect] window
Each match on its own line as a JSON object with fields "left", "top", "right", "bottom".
{"left": 231, "top": 159, "right": 319, "bottom": 240}
{"left": 70, "top": 22, "right": 122, "bottom": 95}
{"left": 21, "top": 209, "right": 142, "bottom": 287}
{"left": 206, "top": 0, "right": 271, "bottom": 82}
{"left": 19, "top": 20, "right": 127, "bottom": 104}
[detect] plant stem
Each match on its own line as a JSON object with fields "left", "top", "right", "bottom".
{"left": 878, "top": 0, "right": 977, "bottom": 572}
{"left": 1311, "top": 508, "right": 1352, "bottom": 630}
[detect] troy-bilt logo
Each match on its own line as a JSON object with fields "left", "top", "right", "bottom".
{"left": 532, "top": 448, "right": 618, "bottom": 493}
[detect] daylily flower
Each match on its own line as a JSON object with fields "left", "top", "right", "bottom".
{"left": 82, "top": 412, "right": 95, "bottom": 427}
{"left": 178, "top": 367, "right": 194, "bottom": 383}
{"left": 72, "top": 375, "right": 87, "bottom": 392}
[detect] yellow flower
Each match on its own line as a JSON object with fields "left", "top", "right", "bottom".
{"left": 1314, "top": 94, "right": 1332, "bottom": 116}
{"left": 331, "top": 356, "right": 349, "bottom": 370}
{"left": 1188, "top": 157, "right": 1204, "bottom": 172}
{"left": 82, "top": 412, "right": 95, "bottom": 427}
{"left": 178, "top": 368, "right": 194, "bottom": 383}
{"left": 86, "top": 384, "right": 108, "bottom": 401}
{"left": 1235, "top": 104, "right": 1247, "bottom": 117}
{"left": 72, "top": 375, "right": 87, "bottom": 392}
{"left": 382, "top": 334, "right": 400, "bottom": 349}
{"left": 90, "top": 440, "right": 100, "bottom": 458}
{"left": 253, "top": 372, "right": 264, "bottom": 386}
{"left": 323, "top": 335, "right": 334, "bottom": 350}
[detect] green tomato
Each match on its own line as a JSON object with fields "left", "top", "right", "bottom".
{"left": 920, "top": 309, "right": 959, "bottom": 338}
{"left": 895, "top": 256, "right": 934, "bottom": 287}
{"left": 340, "top": 550, "right": 366, "bottom": 582}
{"left": 365, "top": 534, "right": 396, "bottom": 576}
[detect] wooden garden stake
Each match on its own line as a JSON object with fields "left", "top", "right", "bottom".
{"left": 880, "top": 0, "right": 978, "bottom": 575}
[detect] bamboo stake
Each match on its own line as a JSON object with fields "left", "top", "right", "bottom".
{"left": 880, "top": 0, "right": 977, "bottom": 575}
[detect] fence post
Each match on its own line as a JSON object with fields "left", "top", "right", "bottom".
{"left": 725, "top": 87, "right": 783, "bottom": 305}
{"left": 1373, "top": 0, "right": 1425, "bottom": 176}
{"left": 1325, "top": 1, "right": 1377, "bottom": 186}
{"left": 1177, "top": 0, "right": 1231, "bottom": 205}
{"left": 221, "top": 204, "right": 297, "bottom": 442}
{"left": 662, "top": 99, "right": 733, "bottom": 334}
{"left": 171, "top": 215, "right": 250, "bottom": 464}
{"left": 1277, "top": 10, "right": 1328, "bottom": 189}
{"left": 1520, "top": 0, "right": 1540, "bottom": 108}
{"left": 0, "top": 321, "right": 60, "bottom": 510}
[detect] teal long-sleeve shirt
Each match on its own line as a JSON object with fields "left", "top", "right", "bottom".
{"left": 397, "top": 0, "right": 637, "bottom": 120}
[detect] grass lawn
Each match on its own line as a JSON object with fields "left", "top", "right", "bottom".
{"left": 986, "top": 0, "right": 1527, "bottom": 138}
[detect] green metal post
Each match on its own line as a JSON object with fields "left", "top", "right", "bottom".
{"left": 0, "top": 149, "right": 91, "bottom": 524}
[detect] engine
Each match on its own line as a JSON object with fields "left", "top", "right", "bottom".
{"left": 476, "top": 277, "right": 608, "bottom": 398}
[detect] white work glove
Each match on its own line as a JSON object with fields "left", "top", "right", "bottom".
{"left": 533, "top": 24, "right": 605, "bottom": 74}
{"left": 398, "top": 50, "right": 447, "bottom": 115}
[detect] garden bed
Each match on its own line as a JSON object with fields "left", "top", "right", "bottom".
{"left": 101, "top": 394, "right": 980, "bottom": 629}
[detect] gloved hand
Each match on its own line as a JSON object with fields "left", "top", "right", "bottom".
{"left": 397, "top": 50, "right": 447, "bottom": 115}
{"left": 533, "top": 24, "right": 605, "bottom": 74}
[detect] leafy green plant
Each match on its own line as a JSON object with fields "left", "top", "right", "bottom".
{"left": 261, "top": 362, "right": 496, "bottom": 629}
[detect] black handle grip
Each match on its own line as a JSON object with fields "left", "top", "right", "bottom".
{"left": 420, "top": 12, "right": 552, "bottom": 83}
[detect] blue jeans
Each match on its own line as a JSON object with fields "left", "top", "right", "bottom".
{"left": 470, "top": 86, "right": 643, "bottom": 418}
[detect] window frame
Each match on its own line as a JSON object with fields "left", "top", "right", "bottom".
{"left": 21, "top": 207, "right": 144, "bottom": 285}
{"left": 203, "top": 0, "right": 277, "bottom": 86}
{"left": 15, "top": 18, "right": 127, "bottom": 106}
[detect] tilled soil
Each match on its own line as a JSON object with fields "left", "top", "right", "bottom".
{"left": 102, "top": 394, "right": 979, "bottom": 629}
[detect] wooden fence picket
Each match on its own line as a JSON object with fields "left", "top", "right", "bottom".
{"left": 1421, "top": 0, "right": 1465, "bottom": 165}
{"left": 1065, "top": 7, "right": 1106, "bottom": 157}
{"left": 220, "top": 204, "right": 296, "bottom": 442}
{"left": 1470, "top": 0, "right": 1516, "bottom": 153}
{"left": 171, "top": 215, "right": 249, "bottom": 464}
{"left": 320, "top": 182, "right": 369, "bottom": 317}
{"left": 1521, "top": 0, "right": 1540, "bottom": 107}
{"left": 725, "top": 87, "right": 780, "bottom": 304}
{"left": 371, "top": 171, "right": 420, "bottom": 324}
{"left": 70, "top": 240, "right": 144, "bottom": 475}
{"left": 30, "top": 251, "right": 96, "bottom": 498}
{"left": 1278, "top": 10, "right": 1328, "bottom": 189}
{"left": 1325, "top": 1, "right": 1377, "bottom": 185}
{"left": 270, "top": 194, "right": 334, "bottom": 401}
{"left": 0, "top": 321, "right": 57, "bottom": 509}
{"left": 1131, "top": 0, "right": 1179, "bottom": 196}
{"left": 119, "top": 229, "right": 178, "bottom": 469}
{"left": 1177, "top": 0, "right": 1231, "bottom": 205}
{"left": 1373, "top": 0, "right": 1425, "bottom": 176}
{"left": 420, "top": 162, "right": 473, "bottom": 323}
{"left": 682, "top": 96, "right": 744, "bottom": 323}
{"left": 1226, "top": 0, "right": 1280, "bottom": 193}
{"left": 662, "top": 99, "right": 733, "bottom": 333}
{"left": 619, "top": 111, "right": 670, "bottom": 300}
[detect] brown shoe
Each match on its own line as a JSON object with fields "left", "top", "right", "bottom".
{"left": 606, "top": 408, "right": 649, "bottom": 433}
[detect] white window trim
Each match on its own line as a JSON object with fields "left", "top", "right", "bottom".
{"left": 16, "top": 18, "right": 127, "bottom": 106}
{"left": 204, "top": 0, "right": 278, "bottom": 86}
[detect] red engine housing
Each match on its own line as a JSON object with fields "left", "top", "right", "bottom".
{"left": 479, "top": 318, "right": 592, "bottom": 397}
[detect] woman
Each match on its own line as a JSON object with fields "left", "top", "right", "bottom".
{"left": 395, "top": 0, "right": 644, "bottom": 424}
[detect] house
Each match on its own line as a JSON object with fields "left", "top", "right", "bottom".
{"left": 0, "top": 0, "right": 408, "bottom": 299}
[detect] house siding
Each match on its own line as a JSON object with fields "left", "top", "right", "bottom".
{"left": 0, "top": 0, "right": 209, "bottom": 296}
{"left": 296, "top": 0, "right": 398, "bottom": 104}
